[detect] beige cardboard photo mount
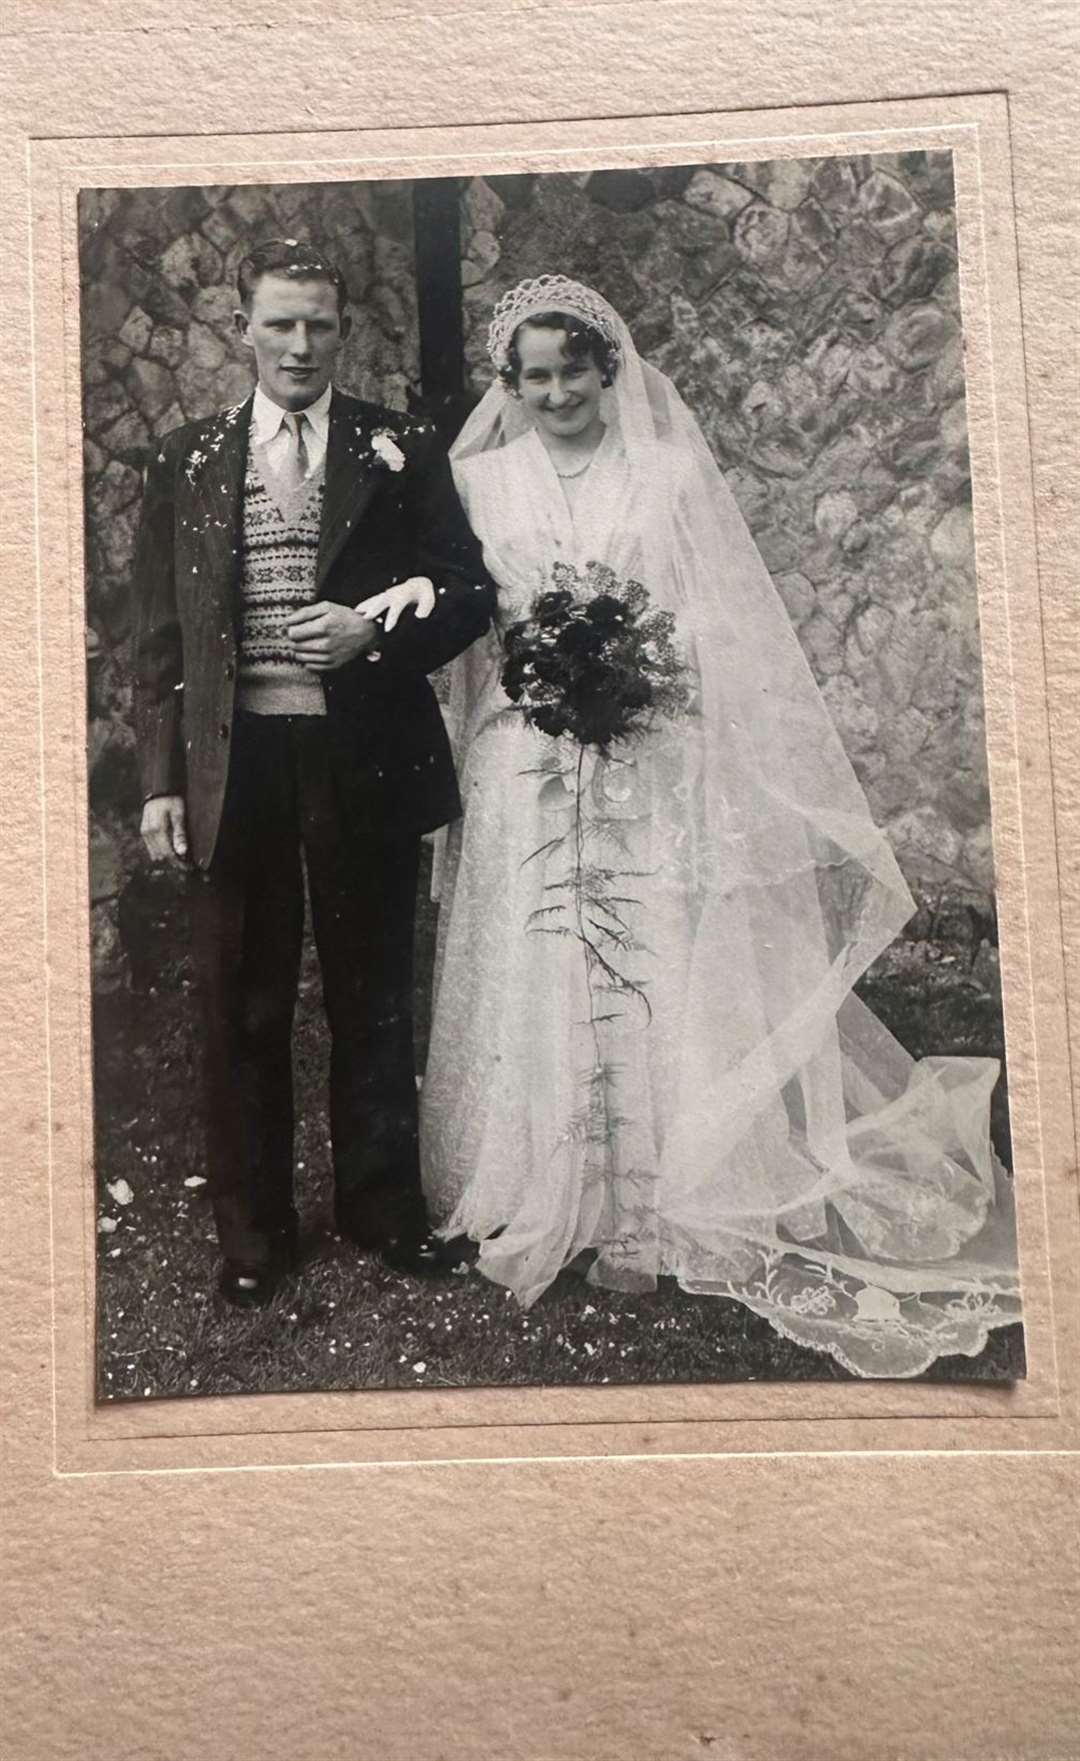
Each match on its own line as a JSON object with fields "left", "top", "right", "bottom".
{"left": 26, "top": 94, "right": 1073, "bottom": 1478}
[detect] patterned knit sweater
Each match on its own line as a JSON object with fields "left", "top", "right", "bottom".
{"left": 237, "top": 447, "right": 328, "bottom": 716}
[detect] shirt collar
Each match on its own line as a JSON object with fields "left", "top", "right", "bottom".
{"left": 251, "top": 381, "right": 333, "bottom": 445}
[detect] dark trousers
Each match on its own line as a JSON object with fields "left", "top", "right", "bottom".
{"left": 189, "top": 712, "right": 425, "bottom": 1268}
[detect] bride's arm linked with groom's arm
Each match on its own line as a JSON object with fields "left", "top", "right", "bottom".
{"left": 131, "top": 394, "right": 496, "bottom": 875}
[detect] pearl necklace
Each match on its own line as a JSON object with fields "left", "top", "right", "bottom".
{"left": 551, "top": 450, "right": 598, "bottom": 479}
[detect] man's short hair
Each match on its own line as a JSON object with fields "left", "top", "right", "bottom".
{"left": 236, "top": 239, "right": 349, "bottom": 313}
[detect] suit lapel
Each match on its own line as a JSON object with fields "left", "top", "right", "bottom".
{"left": 185, "top": 391, "right": 381, "bottom": 611}
{"left": 316, "top": 393, "right": 382, "bottom": 595}
{"left": 189, "top": 395, "right": 252, "bottom": 630}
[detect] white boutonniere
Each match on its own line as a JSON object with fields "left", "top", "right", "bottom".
{"left": 184, "top": 448, "right": 206, "bottom": 485}
{"left": 371, "top": 429, "right": 407, "bottom": 472}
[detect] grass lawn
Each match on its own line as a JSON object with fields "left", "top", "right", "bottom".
{"left": 94, "top": 866, "right": 1024, "bottom": 1402}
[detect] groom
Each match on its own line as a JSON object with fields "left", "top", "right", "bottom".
{"left": 132, "top": 237, "right": 494, "bottom": 1305}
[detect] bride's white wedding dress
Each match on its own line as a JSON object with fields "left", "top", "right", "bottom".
{"left": 419, "top": 290, "right": 1021, "bottom": 1378}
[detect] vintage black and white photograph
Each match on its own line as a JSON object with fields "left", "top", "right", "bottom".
{"left": 80, "top": 154, "right": 1025, "bottom": 1401}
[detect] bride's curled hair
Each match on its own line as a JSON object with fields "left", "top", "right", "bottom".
{"left": 499, "top": 310, "right": 619, "bottom": 391}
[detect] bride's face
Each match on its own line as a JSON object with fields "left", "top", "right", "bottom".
{"left": 514, "top": 325, "right": 605, "bottom": 443}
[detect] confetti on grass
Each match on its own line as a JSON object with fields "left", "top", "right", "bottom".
{"left": 94, "top": 929, "right": 1019, "bottom": 1402}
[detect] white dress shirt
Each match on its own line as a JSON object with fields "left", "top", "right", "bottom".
{"left": 251, "top": 382, "right": 333, "bottom": 479}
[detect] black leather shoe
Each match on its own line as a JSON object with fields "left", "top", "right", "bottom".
{"left": 217, "top": 1258, "right": 286, "bottom": 1308}
{"left": 375, "top": 1228, "right": 456, "bottom": 1279}
{"left": 217, "top": 1227, "right": 299, "bottom": 1309}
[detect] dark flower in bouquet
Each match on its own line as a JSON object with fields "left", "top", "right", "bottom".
{"left": 500, "top": 561, "right": 690, "bottom": 754}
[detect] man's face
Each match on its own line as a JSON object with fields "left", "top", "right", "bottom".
{"left": 235, "top": 273, "right": 350, "bottom": 410}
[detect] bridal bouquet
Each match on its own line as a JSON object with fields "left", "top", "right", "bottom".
{"left": 499, "top": 559, "right": 691, "bottom": 1039}
{"left": 500, "top": 562, "right": 691, "bottom": 1231}
{"left": 500, "top": 561, "right": 689, "bottom": 753}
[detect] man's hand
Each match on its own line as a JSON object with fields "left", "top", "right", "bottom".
{"left": 356, "top": 576, "right": 436, "bottom": 632}
{"left": 141, "top": 794, "right": 189, "bottom": 866}
{"left": 286, "top": 601, "right": 378, "bottom": 671}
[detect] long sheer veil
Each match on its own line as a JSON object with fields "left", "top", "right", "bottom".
{"left": 435, "top": 279, "right": 1021, "bottom": 1376}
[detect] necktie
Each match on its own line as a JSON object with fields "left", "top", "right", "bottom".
{"left": 280, "top": 410, "right": 310, "bottom": 493}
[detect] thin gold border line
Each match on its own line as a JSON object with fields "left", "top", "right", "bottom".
{"left": 60, "top": 119, "right": 1046, "bottom": 1449}
{"left": 84, "top": 1383, "right": 1053, "bottom": 1447}
{"left": 1000, "top": 82, "right": 1080, "bottom": 1232}
{"left": 53, "top": 1444, "right": 1080, "bottom": 1483}
{"left": 964, "top": 120, "right": 1060, "bottom": 1389}
{"left": 26, "top": 137, "right": 64, "bottom": 1480}
{"left": 59, "top": 176, "right": 103, "bottom": 1455}
{"left": 57, "top": 120, "right": 983, "bottom": 182}
{"left": 39, "top": 142, "right": 1021, "bottom": 1461}
{"left": 36, "top": 107, "right": 1053, "bottom": 1467}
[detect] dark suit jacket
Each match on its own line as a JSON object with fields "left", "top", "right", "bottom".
{"left": 131, "top": 388, "right": 494, "bottom": 868}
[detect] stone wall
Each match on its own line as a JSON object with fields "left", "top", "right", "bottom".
{"left": 81, "top": 156, "right": 996, "bottom": 992}
{"left": 461, "top": 153, "right": 994, "bottom": 909}
{"left": 80, "top": 180, "right": 419, "bottom": 984}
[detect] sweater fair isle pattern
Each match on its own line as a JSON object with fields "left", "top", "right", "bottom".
{"left": 236, "top": 447, "right": 328, "bottom": 716}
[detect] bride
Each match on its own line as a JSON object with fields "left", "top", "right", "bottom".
{"left": 414, "top": 274, "right": 1020, "bottom": 1378}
